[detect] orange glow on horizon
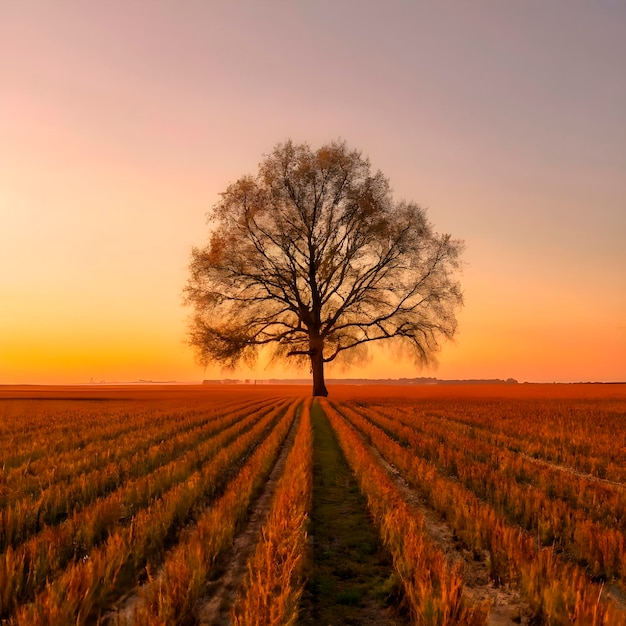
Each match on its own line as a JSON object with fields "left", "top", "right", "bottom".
{"left": 2, "top": 2, "right": 624, "bottom": 385}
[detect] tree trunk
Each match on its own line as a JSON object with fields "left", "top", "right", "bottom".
{"left": 309, "top": 336, "right": 328, "bottom": 397}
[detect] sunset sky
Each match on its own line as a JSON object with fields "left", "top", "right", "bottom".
{"left": 2, "top": 1, "right": 625, "bottom": 384}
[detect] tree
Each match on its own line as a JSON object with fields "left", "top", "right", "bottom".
{"left": 184, "top": 140, "right": 463, "bottom": 397}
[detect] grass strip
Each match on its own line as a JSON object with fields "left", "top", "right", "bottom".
{"left": 298, "top": 400, "right": 402, "bottom": 626}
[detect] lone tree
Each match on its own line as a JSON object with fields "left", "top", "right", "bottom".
{"left": 185, "top": 140, "right": 463, "bottom": 397}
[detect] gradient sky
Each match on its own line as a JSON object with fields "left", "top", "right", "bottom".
{"left": 2, "top": 1, "right": 625, "bottom": 384}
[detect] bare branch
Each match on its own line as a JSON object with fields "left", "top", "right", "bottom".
{"left": 184, "top": 140, "right": 463, "bottom": 396}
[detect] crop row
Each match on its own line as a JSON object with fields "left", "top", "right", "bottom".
{"left": 379, "top": 402, "right": 626, "bottom": 533}
{"left": 361, "top": 399, "right": 626, "bottom": 534}
{"left": 1, "top": 397, "right": 269, "bottom": 494}
{"left": 353, "top": 401, "right": 626, "bottom": 583}
{"left": 123, "top": 398, "right": 302, "bottom": 625}
{"left": 2, "top": 400, "right": 167, "bottom": 467}
{"left": 334, "top": 400, "right": 626, "bottom": 625}
{"left": 232, "top": 399, "right": 313, "bottom": 625}
{"left": 320, "top": 399, "right": 491, "bottom": 625}
{"left": 1, "top": 398, "right": 275, "bottom": 593}
{"left": 366, "top": 396, "right": 626, "bottom": 482}
{"left": 2, "top": 398, "right": 291, "bottom": 623}
{"left": 0, "top": 398, "right": 274, "bottom": 551}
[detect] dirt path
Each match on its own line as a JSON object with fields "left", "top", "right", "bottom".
{"left": 194, "top": 408, "right": 302, "bottom": 626}
{"left": 348, "top": 413, "right": 533, "bottom": 626}
{"left": 298, "top": 403, "right": 408, "bottom": 626}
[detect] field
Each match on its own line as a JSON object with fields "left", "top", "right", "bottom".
{"left": 1, "top": 383, "right": 625, "bottom": 625}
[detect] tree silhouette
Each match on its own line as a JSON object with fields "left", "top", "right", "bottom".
{"left": 185, "top": 140, "right": 463, "bottom": 396}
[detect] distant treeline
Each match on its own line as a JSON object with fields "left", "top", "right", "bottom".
{"left": 202, "top": 377, "right": 519, "bottom": 386}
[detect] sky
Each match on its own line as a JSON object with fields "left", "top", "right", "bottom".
{"left": 1, "top": 1, "right": 625, "bottom": 384}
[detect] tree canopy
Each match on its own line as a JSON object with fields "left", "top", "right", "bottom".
{"left": 185, "top": 140, "right": 463, "bottom": 396}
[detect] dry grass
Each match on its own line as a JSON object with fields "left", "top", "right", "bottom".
{"left": 231, "top": 399, "right": 312, "bottom": 625}
{"left": 1, "top": 383, "right": 624, "bottom": 625}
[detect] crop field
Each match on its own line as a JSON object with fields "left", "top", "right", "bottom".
{"left": 1, "top": 383, "right": 625, "bottom": 625}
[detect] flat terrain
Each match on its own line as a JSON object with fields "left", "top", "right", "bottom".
{"left": 1, "top": 382, "right": 625, "bottom": 625}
